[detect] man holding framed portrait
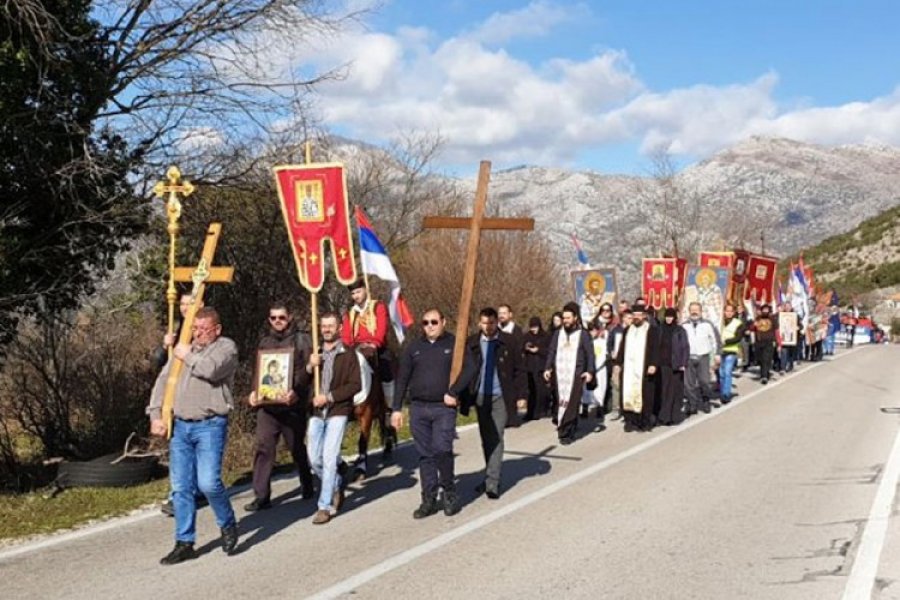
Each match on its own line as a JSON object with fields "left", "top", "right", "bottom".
{"left": 245, "top": 302, "right": 315, "bottom": 511}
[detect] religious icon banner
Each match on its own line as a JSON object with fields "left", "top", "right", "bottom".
{"left": 642, "top": 258, "right": 677, "bottom": 309}
{"left": 680, "top": 266, "right": 731, "bottom": 333}
{"left": 699, "top": 251, "right": 735, "bottom": 270}
{"left": 572, "top": 268, "right": 618, "bottom": 324}
{"left": 273, "top": 163, "right": 358, "bottom": 292}
{"left": 743, "top": 254, "right": 779, "bottom": 305}
{"left": 732, "top": 249, "right": 751, "bottom": 284}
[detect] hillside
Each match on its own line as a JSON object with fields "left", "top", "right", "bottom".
{"left": 328, "top": 135, "right": 900, "bottom": 295}
{"left": 786, "top": 204, "right": 900, "bottom": 298}
{"left": 467, "top": 137, "right": 900, "bottom": 292}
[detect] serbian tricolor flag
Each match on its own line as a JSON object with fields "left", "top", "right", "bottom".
{"left": 572, "top": 233, "right": 590, "bottom": 267}
{"left": 355, "top": 207, "right": 414, "bottom": 343}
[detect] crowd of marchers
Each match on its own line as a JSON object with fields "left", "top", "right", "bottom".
{"left": 145, "top": 286, "right": 865, "bottom": 566}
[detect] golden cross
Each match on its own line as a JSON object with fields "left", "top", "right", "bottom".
{"left": 422, "top": 160, "right": 535, "bottom": 381}
{"left": 161, "top": 222, "right": 233, "bottom": 438}
{"left": 154, "top": 166, "right": 196, "bottom": 358}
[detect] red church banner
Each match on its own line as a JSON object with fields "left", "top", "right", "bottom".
{"left": 732, "top": 249, "right": 751, "bottom": 284}
{"left": 743, "top": 254, "right": 779, "bottom": 305}
{"left": 699, "top": 251, "right": 734, "bottom": 269}
{"left": 674, "top": 257, "right": 688, "bottom": 301}
{"left": 642, "top": 258, "right": 678, "bottom": 309}
{"left": 273, "top": 163, "right": 358, "bottom": 292}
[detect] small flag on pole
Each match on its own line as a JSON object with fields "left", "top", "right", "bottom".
{"left": 355, "top": 207, "right": 414, "bottom": 343}
{"left": 572, "top": 233, "right": 590, "bottom": 267}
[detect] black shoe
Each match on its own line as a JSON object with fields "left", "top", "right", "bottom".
{"left": 160, "top": 542, "right": 196, "bottom": 565}
{"left": 761, "top": 378, "right": 768, "bottom": 385}
{"left": 443, "top": 489, "right": 461, "bottom": 516}
{"left": 220, "top": 525, "right": 238, "bottom": 556}
{"left": 486, "top": 487, "right": 500, "bottom": 500}
{"left": 721, "top": 395, "right": 731, "bottom": 405}
{"left": 580, "top": 405, "right": 589, "bottom": 418}
{"left": 160, "top": 500, "right": 174, "bottom": 517}
{"left": 300, "top": 481, "right": 315, "bottom": 500}
{"left": 701, "top": 404, "right": 711, "bottom": 414}
{"left": 560, "top": 436, "right": 575, "bottom": 445}
{"left": 243, "top": 497, "right": 271, "bottom": 512}
{"left": 413, "top": 498, "right": 441, "bottom": 519}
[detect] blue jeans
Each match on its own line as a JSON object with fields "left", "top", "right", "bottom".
{"left": 170, "top": 416, "right": 236, "bottom": 543}
{"left": 780, "top": 346, "right": 794, "bottom": 372}
{"left": 824, "top": 334, "right": 836, "bottom": 354}
{"left": 307, "top": 415, "right": 348, "bottom": 512}
{"left": 718, "top": 353, "right": 738, "bottom": 400}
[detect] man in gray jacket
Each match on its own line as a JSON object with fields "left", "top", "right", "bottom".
{"left": 148, "top": 306, "right": 240, "bottom": 565}
{"left": 682, "top": 302, "right": 722, "bottom": 415}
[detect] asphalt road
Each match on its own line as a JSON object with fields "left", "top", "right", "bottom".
{"left": 2, "top": 344, "right": 899, "bottom": 600}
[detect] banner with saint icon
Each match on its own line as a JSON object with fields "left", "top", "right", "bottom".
{"left": 743, "top": 254, "right": 779, "bottom": 305}
{"left": 572, "top": 268, "right": 618, "bottom": 324}
{"left": 273, "top": 163, "right": 358, "bottom": 292}
{"left": 680, "top": 266, "right": 731, "bottom": 333}
{"left": 642, "top": 258, "right": 678, "bottom": 309}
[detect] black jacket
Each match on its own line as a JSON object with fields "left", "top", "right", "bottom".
{"left": 455, "top": 331, "right": 527, "bottom": 416}
{"left": 393, "top": 332, "right": 457, "bottom": 410}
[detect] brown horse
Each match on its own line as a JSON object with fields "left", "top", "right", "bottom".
{"left": 349, "top": 361, "right": 397, "bottom": 481}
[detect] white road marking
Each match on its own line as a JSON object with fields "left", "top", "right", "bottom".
{"left": 842, "top": 408, "right": 900, "bottom": 599}
{"left": 308, "top": 348, "right": 863, "bottom": 599}
{"left": 0, "top": 424, "right": 479, "bottom": 563}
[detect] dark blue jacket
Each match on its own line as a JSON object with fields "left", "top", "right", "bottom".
{"left": 393, "top": 333, "right": 457, "bottom": 410}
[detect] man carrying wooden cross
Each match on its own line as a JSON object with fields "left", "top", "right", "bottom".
{"left": 147, "top": 306, "right": 240, "bottom": 565}
{"left": 146, "top": 222, "right": 239, "bottom": 565}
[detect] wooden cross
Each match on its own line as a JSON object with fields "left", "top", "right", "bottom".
{"left": 422, "top": 160, "right": 534, "bottom": 381}
{"left": 161, "top": 222, "right": 234, "bottom": 437}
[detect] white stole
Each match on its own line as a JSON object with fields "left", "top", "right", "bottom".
{"left": 622, "top": 325, "right": 648, "bottom": 413}
{"left": 555, "top": 329, "right": 580, "bottom": 424}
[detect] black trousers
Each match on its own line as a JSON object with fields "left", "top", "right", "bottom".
{"left": 526, "top": 371, "right": 550, "bottom": 419}
{"left": 252, "top": 408, "right": 313, "bottom": 501}
{"left": 755, "top": 342, "right": 774, "bottom": 381}
{"left": 410, "top": 401, "right": 456, "bottom": 501}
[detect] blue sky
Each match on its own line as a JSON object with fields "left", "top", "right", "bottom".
{"left": 289, "top": 1, "right": 900, "bottom": 174}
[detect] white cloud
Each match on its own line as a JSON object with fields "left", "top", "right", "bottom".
{"left": 465, "top": 0, "right": 580, "bottom": 45}
{"left": 241, "top": 1, "right": 900, "bottom": 169}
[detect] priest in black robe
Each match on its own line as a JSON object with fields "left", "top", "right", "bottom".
{"left": 615, "top": 303, "right": 660, "bottom": 432}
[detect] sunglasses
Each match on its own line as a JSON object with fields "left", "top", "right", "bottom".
{"left": 421, "top": 319, "right": 441, "bottom": 327}
{"left": 269, "top": 315, "right": 289, "bottom": 322}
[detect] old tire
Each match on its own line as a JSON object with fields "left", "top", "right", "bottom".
{"left": 57, "top": 453, "right": 158, "bottom": 488}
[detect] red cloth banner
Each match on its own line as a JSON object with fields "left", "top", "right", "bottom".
{"left": 732, "top": 249, "right": 751, "bottom": 284}
{"left": 642, "top": 258, "right": 677, "bottom": 309}
{"left": 699, "top": 251, "right": 734, "bottom": 269}
{"left": 743, "top": 254, "right": 779, "bottom": 305}
{"left": 675, "top": 257, "right": 688, "bottom": 301}
{"left": 273, "top": 163, "right": 358, "bottom": 292}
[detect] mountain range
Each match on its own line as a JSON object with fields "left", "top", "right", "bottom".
{"left": 465, "top": 136, "right": 900, "bottom": 293}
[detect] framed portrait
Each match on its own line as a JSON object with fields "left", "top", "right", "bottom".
{"left": 255, "top": 349, "right": 294, "bottom": 403}
{"left": 572, "top": 268, "right": 618, "bottom": 324}
{"left": 779, "top": 312, "right": 798, "bottom": 346}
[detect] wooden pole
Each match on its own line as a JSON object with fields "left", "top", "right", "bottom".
{"left": 450, "top": 160, "right": 491, "bottom": 382}
{"left": 304, "top": 140, "right": 321, "bottom": 396}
